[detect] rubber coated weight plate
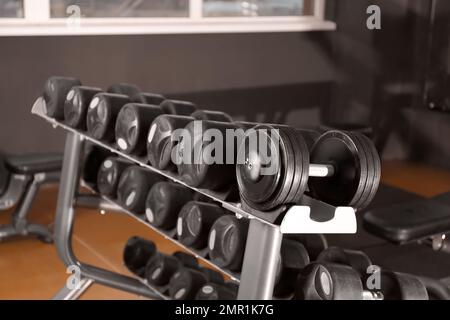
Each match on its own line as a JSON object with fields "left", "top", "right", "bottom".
{"left": 145, "top": 182, "right": 194, "bottom": 229}
{"left": 379, "top": 270, "right": 428, "bottom": 300}
{"left": 132, "top": 92, "right": 165, "bottom": 105}
{"left": 64, "top": 86, "right": 102, "bottom": 129}
{"left": 116, "top": 166, "right": 164, "bottom": 214}
{"left": 123, "top": 236, "right": 157, "bottom": 278}
{"left": 191, "top": 110, "right": 234, "bottom": 123}
{"left": 86, "top": 93, "right": 130, "bottom": 142}
{"left": 317, "top": 247, "right": 372, "bottom": 278}
{"left": 147, "top": 115, "right": 195, "bottom": 171}
{"left": 160, "top": 99, "right": 197, "bottom": 116}
{"left": 177, "top": 201, "right": 224, "bottom": 249}
{"left": 107, "top": 83, "right": 141, "bottom": 98}
{"left": 97, "top": 157, "right": 131, "bottom": 197}
{"left": 82, "top": 145, "right": 112, "bottom": 189}
{"left": 285, "top": 234, "right": 328, "bottom": 261}
{"left": 169, "top": 268, "right": 208, "bottom": 300}
{"left": 308, "top": 131, "right": 368, "bottom": 207}
{"left": 43, "top": 76, "right": 82, "bottom": 120}
{"left": 208, "top": 215, "right": 249, "bottom": 271}
{"left": 145, "top": 253, "right": 181, "bottom": 286}
{"left": 115, "top": 103, "right": 163, "bottom": 155}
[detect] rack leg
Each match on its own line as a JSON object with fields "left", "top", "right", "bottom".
{"left": 237, "top": 219, "right": 282, "bottom": 300}
{"left": 54, "top": 132, "right": 159, "bottom": 299}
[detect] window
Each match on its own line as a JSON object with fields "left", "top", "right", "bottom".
{"left": 0, "top": 0, "right": 335, "bottom": 36}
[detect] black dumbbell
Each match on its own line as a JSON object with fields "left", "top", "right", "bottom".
{"left": 116, "top": 166, "right": 164, "bottom": 214}
{"left": 274, "top": 239, "right": 310, "bottom": 297}
{"left": 317, "top": 247, "right": 372, "bottom": 279}
{"left": 133, "top": 92, "right": 166, "bottom": 105}
{"left": 208, "top": 215, "right": 249, "bottom": 271}
{"left": 123, "top": 236, "right": 157, "bottom": 278}
{"left": 43, "top": 76, "right": 82, "bottom": 120}
{"left": 236, "top": 126, "right": 381, "bottom": 211}
{"left": 97, "top": 156, "right": 131, "bottom": 197}
{"left": 160, "top": 99, "right": 197, "bottom": 116}
{"left": 107, "top": 83, "right": 141, "bottom": 99}
{"left": 195, "top": 282, "right": 239, "bottom": 300}
{"left": 177, "top": 120, "right": 242, "bottom": 190}
{"left": 64, "top": 86, "right": 103, "bottom": 130}
{"left": 115, "top": 103, "right": 163, "bottom": 155}
{"left": 86, "top": 93, "right": 130, "bottom": 142}
{"left": 147, "top": 114, "right": 195, "bottom": 171}
{"left": 284, "top": 234, "right": 328, "bottom": 261}
{"left": 191, "top": 110, "right": 234, "bottom": 123}
{"left": 145, "top": 182, "right": 194, "bottom": 230}
{"left": 82, "top": 145, "right": 112, "bottom": 190}
{"left": 145, "top": 251, "right": 199, "bottom": 287}
{"left": 177, "top": 201, "right": 225, "bottom": 249}
{"left": 168, "top": 267, "right": 224, "bottom": 300}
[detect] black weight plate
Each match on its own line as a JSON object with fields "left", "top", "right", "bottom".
{"left": 64, "top": 86, "right": 102, "bottom": 129}
{"left": 123, "top": 236, "right": 157, "bottom": 278}
{"left": 317, "top": 247, "right": 372, "bottom": 278}
{"left": 43, "top": 76, "right": 82, "bottom": 120}
{"left": 379, "top": 271, "right": 428, "bottom": 300}
{"left": 145, "top": 253, "right": 181, "bottom": 286}
{"left": 107, "top": 83, "right": 141, "bottom": 98}
{"left": 169, "top": 268, "right": 208, "bottom": 300}
{"left": 346, "top": 132, "right": 371, "bottom": 209}
{"left": 115, "top": 103, "right": 163, "bottom": 155}
{"left": 97, "top": 156, "right": 131, "bottom": 197}
{"left": 308, "top": 131, "right": 368, "bottom": 207}
{"left": 356, "top": 134, "right": 381, "bottom": 209}
{"left": 147, "top": 114, "right": 195, "bottom": 170}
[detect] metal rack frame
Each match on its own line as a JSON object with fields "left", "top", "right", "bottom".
{"left": 31, "top": 97, "right": 357, "bottom": 300}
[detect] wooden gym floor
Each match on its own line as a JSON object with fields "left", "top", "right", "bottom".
{"left": 0, "top": 160, "right": 450, "bottom": 300}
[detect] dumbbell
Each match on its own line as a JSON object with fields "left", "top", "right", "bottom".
{"left": 177, "top": 201, "right": 225, "bottom": 249}
{"left": 284, "top": 234, "right": 328, "bottom": 261}
{"left": 86, "top": 93, "right": 131, "bottom": 142}
{"left": 145, "top": 251, "right": 199, "bottom": 287}
{"left": 116, "top": 165, "right": 164, "bottom": 214}
{"left": 107, "top": 83, "right": 141, "bottom": 99}
{"left": 64, "top": 86, "right": 103, "bottom": 130}
{"left": 82, "top": 145, "right": 112, "bottom": 190}
{"left": 123, "top": 236, "right": 157, "bottom": 278}
{"left": 195, "top": 282, "right": 239, "bottom": 300}
{"left": 115, "top": 103, "right": 163, "bottom": 155}
{"left": 145, "top": 182, "right": 194, "bottom": 230}
{"left": 177, "top": 120, "right": 242, "bottom": 190}
{"left": 43, "top": 76, "right": 82, "bottom": 120}
{"left": 294, "top": 262, "right": 428, "bottom": 300}
{"left": 160, "top": 99, "right": 197, "bottom": 116}
{"left": 236, "top": 126, "right": 381, "bottom": 211}
{"left": 147, "top": 114, "right": 196, "bottom": 171}
{"left": 97, "top": 156, "right": 131, "bottom": 197}
{"left": 133, "top": 92, "right": 166, "bottom": 105}
{"left": 317, "top": 247, "right": 372, "bottom": 279}
{"left": 191, "top": 110, "right": 234, "bottom": 123}
{"left": 208, "top": 215, "right": 249, "bottom": 271}
{"left": 273, "top": 239, "right": 310, "bottom": 297}
{"left": 169, "top": 267, "right": 224, "bottom": 300}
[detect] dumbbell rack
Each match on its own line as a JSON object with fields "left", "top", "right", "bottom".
{"left": 31, "top": 97, "right": 358, "bottom": 300}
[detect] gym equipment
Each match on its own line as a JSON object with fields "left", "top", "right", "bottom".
{"left": 97, "top": 156, "right": 131, "bottom": 197}
{"left": 160, "top": 99, "right": 197, "bottom": 116}
{"left": 133, "top": 92, "right": 165, "bottom": 105}
{"left": 285, "top": 234, "right": 328, "bottom": 261}
{"left": 236, "top": 127, "right": 381, "bottom": 211}
{"left": 177, "top": 201, "right": 225, "bottom": 249}
{"left": 296, "top": 129, "right": 320, "bottom": 151}
{"left": 145, "top": 251, "right": 199, "bottom": 286}
{"left": 317, "top": 247, "right": 372, "bottom": 278}
{"left": 123, "top": 236, "right": 157, "bottom": 278}
{"left": 64, "top": 86, "right": 103, "bottom": 130}
{"left": 43, "top": 76, "right": 81, "bottom": 120}
{"left": 273, "top": 239, "right": 310, "bottom": 297}
{"left": 208, "top": 215, "right": 249, "bottom": 271}
{"left": 82, "top": 145, "right": 112, "bottom": 190}
{"left": 116, "top": 166, "right": 164, "bottom": 214}
{"left": 147, "top": 114, "right": 195, "bottom": 171}
{"left": 145, "top": 182, "right": 194, "bottom": 230}
{"left": 191, "top": 110, "right": 234, "bottom": 122}
{"left": 177, "top": 120, "right": 242, "bottom": 190}
{"left": 107, "top": 83, "right": 141, "bottom": 99}
{"left": 364, "top": 200, "right": 450, "bottom": 244}
{"left": 86, "top": 93, "right": 130, "bottom": 142}
{"left": 0, "top": 153, "right": 61, "bottom": 243}
{"left": 115, "top": 103, "right": 163, "bottom": 155}
{"left": 295, "top": 262, "right": 428, "bottom": 300}
{"left": 195, "top": 282, "right": 239, "bottom": 300}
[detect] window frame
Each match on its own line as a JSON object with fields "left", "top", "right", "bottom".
{"left": 0, "top": 0, "right": 335, "bottom": 36}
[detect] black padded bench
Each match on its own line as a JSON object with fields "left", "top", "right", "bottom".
{"left": 0, "top": 153, "right": 62, "bottom": 242}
